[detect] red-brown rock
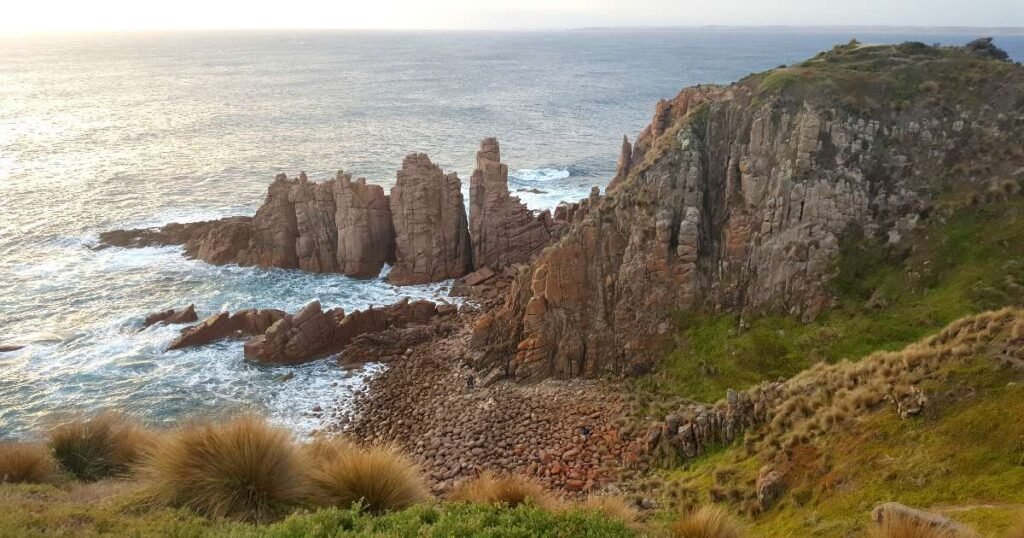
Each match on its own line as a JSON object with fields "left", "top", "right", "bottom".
{"left": 388, "top": 153, "right": 472, "bottom": 285}
{"left": 334, "top": 173, "right": 395, "bottom": 278}
{"left": 243, "top": 298, "right": 439, "bottom": 365}
{"left": 468, "top": 138, "right": 563, "bottom": 271}
{"left": 142, "top": 304, "right": 198, "bottom": 329}
{"left": 168, "top": 308, "right": 286, "bottom": 350}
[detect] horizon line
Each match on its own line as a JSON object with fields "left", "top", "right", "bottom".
{"left": 2, "top": 24, "right": 1024, "bottom": 37}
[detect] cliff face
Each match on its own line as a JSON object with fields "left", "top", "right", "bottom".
{"left": 473, "top": 42, "right": 1024, "bottom": 380}
{"left": 469, "top": 138, "right": 564, "bottom": 271}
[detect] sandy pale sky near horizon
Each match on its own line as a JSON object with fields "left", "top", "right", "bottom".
{"left": 0, "top": 0, "right": 1021, "bottom": 33}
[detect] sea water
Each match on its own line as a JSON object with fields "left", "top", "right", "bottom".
{"left": 1, "top": 29, "right": 1021, "bottom": 438}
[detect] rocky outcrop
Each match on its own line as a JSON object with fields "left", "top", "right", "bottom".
{"left": 334, "top": 173, "right": 395, "bottom": 278}
{"left": 473, "top": 42, "right": 1024, "bottom": 380}
{"left": 168, "top": 309, "right": 286, "bottom": 350}
{"left": 388, "top": 154, "right": 472, "bottom": 285}
{"left": 142, "top": 304, "right": 198, "bottom": 329}
{"left": 607, "top": 135, "right": 633, "bottom": 191}
{"left": 243, "top": 298, "right": 439, "bottom": 365}
{"left": 468, "top": 138, "right": 563, "bottom": 270}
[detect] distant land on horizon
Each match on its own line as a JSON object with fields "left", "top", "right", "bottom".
{"left": 571, "top": 24, "right": 1024, "bottom": 35}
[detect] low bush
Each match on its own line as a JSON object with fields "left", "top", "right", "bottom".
{"left": 579, "top": 495, "right": 640, "bottom": 525}
{"left": 449, "top": 472, "right": 558, "bottom": 510}
{"left": 48, "top": 412, "right": 152, "bottom": 481}
{"left": 146, "top": 415, "right": 306, "bottom": 522}
{"left": 306, "top": 440, "right": 428, "bottom": 513}
{"left": 0, "top": 442, "right": 58, "bottom": 484}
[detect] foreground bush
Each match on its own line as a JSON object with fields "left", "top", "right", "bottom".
{"left": 49, "top": 412, "right": 152, "bottom": 481}
{"left": 0, "top": 442, "right": 58, "bottom": 484}
{"left": 449, "top": 472, "right": 558, "bottom": 510}
{"left": 579, "top": 495, "right": 640, "bottom": 525}
{"left": 268, "top": 503, "right": 638, "bottom": 537}
{"left": 146, "top": 416, "right": 306, "bottom": 522}
{"left": 307, "top": 439, "right": 428, "bottom": 513}
{"left": 670, "top": 504, "right": 743, "bottom": 538}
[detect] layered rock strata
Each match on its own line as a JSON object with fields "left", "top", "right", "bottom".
{"left": 473, "top": 43, "right": 1024, "bottom": 380}
{"left": 468, "top": 138, "right": 564, "bottom": 270}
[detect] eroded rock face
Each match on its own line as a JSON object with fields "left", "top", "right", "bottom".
{"left": 334, "top": 173, "right": 395, "bottom": 278}
{"left": 388, "top": 154, "right": 472, "bottom": 285}
{"left": 289, "top": 175, "right": 339, "bottom": 273}
{"left": 475, "top": 46, "right": 1024, "bottom": 380}
{"left": 243, "top": 298, "right": 439, "bottom": 365}
{"left": 468, "top": 138, "right": 563, "bottom": 271}
{"left": 168, "top": 309, "right": 286, "bottom": 350}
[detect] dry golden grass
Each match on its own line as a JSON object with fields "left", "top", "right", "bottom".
{"left": 0, "top": 442, "right": 58, "bottom": 484}
{"left": 579, "top": 495, "right": 640, "bottom": 525}
{"left": 868, "top": 516, "right": 971, "bottom": 538}
{"left": 306, "top": 440, "right": 428, "bottom": 513}
{"left": 1006, "top": 521, "right": 1024, "bottom": 538}
{"left": 145, "top": 415, "right": 306, "bottom": 522}
{"left": 48, "top": 413, "right": 153, "bottom": 481}
{"left": 449, "top": 472, "right": 558, "bottom": 510}
{"left": 669, "top": 504, "right": 743, "bottom": 538}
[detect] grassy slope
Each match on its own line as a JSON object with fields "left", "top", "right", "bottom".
{"left": 0, "top": 486, "right": 638, "bottom": 538}
{"left": 652, "top": 355, "right": 1024, "bottom": 537}
{"left": 630, "top": 198, "right": 1024, "bottom": 413}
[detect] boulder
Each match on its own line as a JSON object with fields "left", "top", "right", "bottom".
{"left": 463, "top": 266, "right": 496, "bottom": 287}
{"left": 334, "top": 173, "right": 395, "bottom": 278}
{"left": 756, "top": 465, "right": 785, "bottom": 510}
{"left": 168, "top": 308, "right": 285, "bottom": 350}
{"left": 389, "top": 153, "right": 472, "bottom": 285}
{"left": 468, "top": 138, "right": 562, "bottom": 271}
{"left": 142, "top": 304, "right": 198, "bottom": 329}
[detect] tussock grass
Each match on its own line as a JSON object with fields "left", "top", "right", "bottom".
{"left": 0, "top": 442, "right": 58, "bottom": 484}
{"left": 49, "top": 412, "right": 153, "bottom": 481}
{"left": 449, "top": 472, "right": 558, "bottom": 510}
{"left": 669, "top": 504, "right": 743, "bottom": 538}
{"left": 579, "top": 495, "right": 640, "bottom": 525}
{"left": 306, "top": 440, "right": 428, "bottom": 513}
{"left": 869, "top": 515, "right": 973, "bottom": 538}
{"left": 145, "top": 415, "right": 306, "bottom": 522}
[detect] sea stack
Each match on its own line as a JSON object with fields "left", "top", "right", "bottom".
{"left": 468, "top": 137, "right": 563, "bottom": 271}
{"left": 388, "top": 153, "right": 472, "bottom": 285}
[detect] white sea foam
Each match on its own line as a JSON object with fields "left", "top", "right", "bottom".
{"left": 509, "top": 168, "right": 571, "bottom": 182}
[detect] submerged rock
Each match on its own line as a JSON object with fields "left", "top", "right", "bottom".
{"left": 141, "top": 304, "right": 198, "bottom": 329}
{"left": 168, "top": 309, "right": 285, "bottom": 350}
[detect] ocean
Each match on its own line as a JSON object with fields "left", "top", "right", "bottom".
{"left": 1, "top": 29, "right": 1021, "bottom": 439}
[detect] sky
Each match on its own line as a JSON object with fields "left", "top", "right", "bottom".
{"left": 0, "top": 0, "right": 1021, "bottom": 33}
